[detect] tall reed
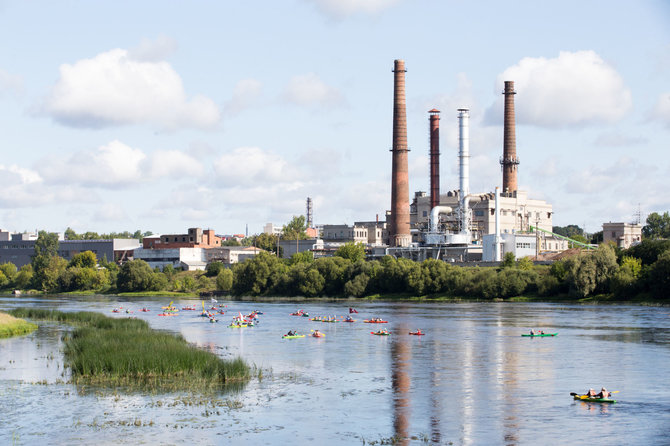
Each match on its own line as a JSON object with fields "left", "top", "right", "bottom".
{"left": 10, "top": 308, "right": 249, "bottom": 390}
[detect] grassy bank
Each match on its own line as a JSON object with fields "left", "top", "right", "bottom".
{"left": 9, "top": 308, "right": 249, "bottom": 390}
{"left": 0, "top": 311, "right": 37, "bottom": 338}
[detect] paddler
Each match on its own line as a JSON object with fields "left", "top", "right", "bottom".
{"left": 586, "top": 388, "right": 598, "bottom": 397}
{"left": 597, "top": 388, "right": 610, "bottom": 398}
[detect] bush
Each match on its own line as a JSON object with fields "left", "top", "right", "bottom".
{"left": 117, "top": 260, "right": 155, "bottom": 292}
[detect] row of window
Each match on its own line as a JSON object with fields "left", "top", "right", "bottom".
{"left": 515, "top": 243, "right": 533, "bottom": 249}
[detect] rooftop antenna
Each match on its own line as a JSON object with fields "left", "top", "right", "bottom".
{"left": 633, "top": 203, "right": 641, "bottom": 225}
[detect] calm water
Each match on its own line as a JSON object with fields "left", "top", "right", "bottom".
{"left": 1, "top": 296, "right": 669, "bottom": 445}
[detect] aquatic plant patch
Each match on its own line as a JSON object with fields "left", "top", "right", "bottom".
{"left": 0, "top": 312, "right": 37, "bottom": 338}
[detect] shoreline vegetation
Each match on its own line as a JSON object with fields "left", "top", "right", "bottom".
{"left": 0, "top": 311, "right": 37, "bottom": 338}
{"left": 8, "top": 308, "right": 250, "bottom": 391}
{"left": 1, "top": 237, "right": 668, "bottom": 304}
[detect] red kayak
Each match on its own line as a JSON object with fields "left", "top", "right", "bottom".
{"left": 364, "top": 320, "right": 388, "bottom": 323}
{"left": 409, "top": 332, "right": 425, "bottom": 336}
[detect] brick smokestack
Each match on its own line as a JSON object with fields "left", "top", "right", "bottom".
{"left": 390, "top": 59, "right": 411, "bottom": 247}
{"left": 501, "top": 80, "right": 519, "bottom": 193}
{"left": 429, "top": 109, "right": 440, "bottom": 211}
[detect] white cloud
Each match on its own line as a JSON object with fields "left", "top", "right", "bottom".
{"left": 282, "top": 73, "right": 344, "bottom": 108}
{"left": 94, "top": 204, "right": 128, "bottom": 222}
{"left": 651, "top": 92, "right": 670, "bottom": 128}
{"left": 42, "top": 48, "right": 220, "bottom": 130}
{"left": 148, "top": 150, "right": 204, "bottom": 178}
{"left": 593, "top": 132, "right": 648, "bottom": 147}
{"left": 38, "top": 140, "right": 146, "bottom": 187}
{"left": 307, "top": 0, "right": 402, "bottom": 19}
{"left": 485, "top": 51, "right": 632, "bottom": 128}
{"left": 213, "top": 146, "right": 303, "bottom": 188}
{"left": 128, "top": 35, "right": 178, "bottom": 62}
{"left": 224, "top": 79, "right": 263, "bottom": 116}
{"left": 0, "top": 68, "right": 23, "bottom": 96}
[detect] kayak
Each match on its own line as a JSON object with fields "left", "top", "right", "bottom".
{"left": 521, "top": 333, "right": 558, "bottom": 337}
{"left": 228, "top": 324, "right": 248, "bottom": 328}
{"left": 573, "top": 395, "right": 616, "bottom": 403}
{"left": 364, "top": 320, "right": 388, "bottom": 323}
{"left": 371, "top": 331, "right": 391, "bottom": 336}
{"left": 283, "top": 335, "right": 305, "bottom": 339}
{"left": 343, "top": 319, "right": 356, "bottom": 323}
{"left": 409, "top": 332, "right": 425, "bottom": 336}
{"left": 311, "top": 333, "right": 325, "bottom": 338}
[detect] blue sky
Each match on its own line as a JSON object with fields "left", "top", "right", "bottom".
{"left": 0, "top": 0, "right": 668, "bottom": 236}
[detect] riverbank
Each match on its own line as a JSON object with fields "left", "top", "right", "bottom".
{"left": 0, "top": 311, "right": 37, "bottom": 338}
{"left": 8, "top": 308, "right": 250, "bottom": 391}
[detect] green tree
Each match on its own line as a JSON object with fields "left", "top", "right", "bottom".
{"left": 344, "top": 273, "right": 369, "bottom": 297}
{"left": 251, "top": 233, "right": 279, "bottom": 253}
{"left": 282, "top": 215, "right": 307, "bottom": 240}
{"left": 290, "top": 251, "right": 314, "bottom": 265}
{"left": 14, "top": 265, "right": 33, "bottom": 289}
{"left": 643, "top": 211, "right": 670, "bottom": 239}
{"left": 552, "top": 225, "right": 584, "bottom": 238}
{"left": 501, "top": 252, "right": 516, "bottom": 268}
{"left": 205, "top": 261, "right": 225, "bottom": 277}
{"left": 117, "top": 260, "right": 155, "bottom": 292}
{"left": 232, "top": 251, "right": 279, "bottom": 295}
{"left": 216, "top": 269, "right": 233, "bottom": 291}
{"left": 517, "top": 257, "right": 534, "bottom": 271}
{"left": 334, "top": 242, "right": 366, "bottom": 262}
{"left": 68, "top": 251, "right": 97, "bottom": 269}
{"left": 650, "top": 250, "right": 670, "bottom": 299}
{"left": 0, "top": 262, "right": 18, "bottom": 283}
{"left": 624, "top": 239, "right": 670, "bottom": 265}
{"left": 222, "top": 239, "right": 241, "bottom": 246}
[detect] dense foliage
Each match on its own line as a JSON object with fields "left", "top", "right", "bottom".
{"left": 3, "top": 232, "right": 670, "bottom": 301}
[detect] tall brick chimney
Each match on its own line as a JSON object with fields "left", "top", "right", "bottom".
{"left": 500, "top": 81, "right": 519, "bottom": 194}
{"left": 390, "top": 59, "right": 411, "bottom": 247}
{"left": 429, "top": 109, "right": 440, "bottom": 211}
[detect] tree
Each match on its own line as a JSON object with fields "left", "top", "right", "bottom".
{"left": 290, "top": 251, "right": 314, "bottom": 265}
{"left": 14, "top": 265, "right": 33, "bottom": 289}
{"left": 222, "top": 239, "right": 241, "bottom": 246}
{"left": 31, "top": 231, "right": 64, "bottom": 292}
{"left": 517, "top": 257, "right": 534, "bottom": 271}
{"left": 33, "top": 231, "right": 59, "bottom": 259}
{"left": 334, "top": 242, "right": 366, "bottom": 263}
{"left": 643, "top": 212, "right": 670, "bottom": 239}
{"left": 282, "top": 215, "right": 307, "bottom": 240}
{"left": 552, "top": 225, "right": 584, "bottom": 238}
{"left": 68, "top": 251, "right": 97, "bottom": 269}
{"left": 344, "top": 273, "right": 369, "bottom": 297}
{"left": 206, "top": 261, "right": 225, "bottom": 277}
{"left": 216, "top": 269, "right": 233, "bottom": 291}
{"left": 117, "top": 260, "right": 155, "bottom": 292}
{"left": 650, "top": 250, "right": 670, "bottom": 299}
{"left": 501, "top": 252, "right": 516, "bottom": 268}
{"left": 0, "top": 262, "right": 18, "bottom": 283}
{"left": 251, "top": 233, "right": 278, "bottom": 253}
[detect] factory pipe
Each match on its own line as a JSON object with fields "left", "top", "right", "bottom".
{"left": 430, "top": 206, "right": 453, "bottom": 233}
{"left": 494, "top": 187, "right": 501, "bottom": 261}
{"left": 500, "top": 81, "right": 519, "bottom": 194}
{"left": 390, "top": 59, "right": 411, "bottom": 247}
{"left": 429, "top": 109, "right": 440, "bottom": 211}
{"left": 458, "top": 109, "right": 470, "bottom": 239}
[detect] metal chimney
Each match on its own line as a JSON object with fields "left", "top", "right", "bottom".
{"left": 390, "top": 59, "right": 411, "bottom": 247}
{"left": 500, "top": 81, "right": 519, "bottom": 193}
{"left": 429, "top": 109, "right": 440, "bottom": 211}
{"left": 458, "top": 109, "right": 471, "bottom": 238}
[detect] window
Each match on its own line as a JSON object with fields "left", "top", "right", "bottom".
{"left": 475, "top": 210, "right": 484, "bottom": 217}
{"left": 422, "top": 211, "right": 428, "bottom": 217}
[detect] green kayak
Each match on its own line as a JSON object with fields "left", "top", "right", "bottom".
{"left": 573, "top": 395, "right": 616, "bottom": 403}
{"left": 282, "top": 335, "right": 305, "bottom": 339}
{"left": 521, "top": 333, "right": 557, "bottom": 337}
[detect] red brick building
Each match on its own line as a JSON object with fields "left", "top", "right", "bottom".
{"left": 143, "top": 228, "right": 222, "bottom": 249}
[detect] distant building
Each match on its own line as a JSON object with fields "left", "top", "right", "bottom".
{"left": 603, "top": 222, "right": 642, "bottom": 249}
{"left": 482, "top": 233, "right": 536, "bottom": 262}
{"left": 322, "top": 224, "right": 368, "bottom": 244}
{"left": 410, "top": 190, "right": 553, "bottom": 243}
{"left": 142, "top": 228, "right": 221, "bottom": 249}
{"left": 133, "top": 247, "right": 207, "bottom": 271}
{"left": 0, "top": 237, "right": 140, "bottom": 268}
{"left": 205, "top": 246, "right": 263, "bottom": 264}
{"left": 263, "top": 223, "right": 283, "bottom": 236}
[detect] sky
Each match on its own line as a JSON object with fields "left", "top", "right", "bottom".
{"left": 0, "top": 0, "right": 669, "bottom": 236}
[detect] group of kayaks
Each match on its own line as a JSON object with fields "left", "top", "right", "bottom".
{"left": 283, "top": 308, "right": 425, "bottom": 339}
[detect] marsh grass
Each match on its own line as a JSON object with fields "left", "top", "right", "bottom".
{"left": 9, "top": 307, "right": 249, "bottom": 390}
{"left": 0, "top": 312, "right": 37, "bottom": 338}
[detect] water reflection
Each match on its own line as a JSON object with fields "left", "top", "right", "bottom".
{"left": 391, "top": 321, "right": 410, "bottom": 445}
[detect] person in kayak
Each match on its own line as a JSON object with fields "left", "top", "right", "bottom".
{"left": 529, "top": 329, "right": 535, "bottom": 335}
{"left": 586, "top": 388, "right": 598, "bottom": 397}
{"left": 597, "top": 388, "right": 610, "bottom": 398}
{"left": 540, "top": 330, "right": 545, "bottom": 335}
{"left": 286, "top": 330, "right": 296, "bottom": 336}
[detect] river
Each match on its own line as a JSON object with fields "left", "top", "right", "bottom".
{"left": 1, "top": 296, "right": 669, "bottom": 445}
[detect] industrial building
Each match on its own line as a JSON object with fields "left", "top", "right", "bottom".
{"left": 602, "top": 222, "right": 642, "bottom": 249}
{"left": 0, "top": 230, "right": 140, "bottom": 267}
